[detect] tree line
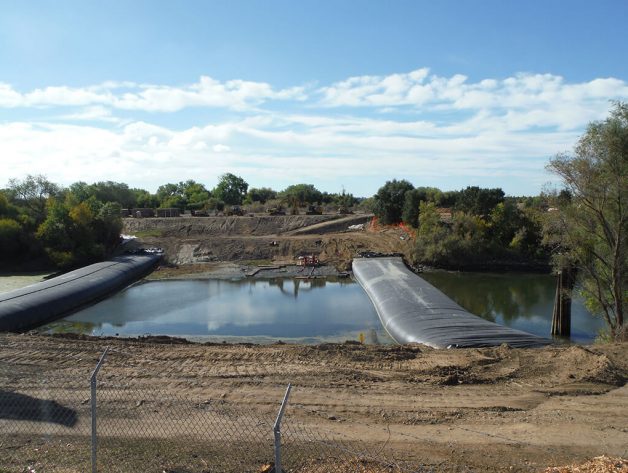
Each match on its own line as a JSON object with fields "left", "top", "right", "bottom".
{"left": 367, "top": 103, "right": 626, "bottom": 340}
{"left": 67, "top": 174, "right": 360, "bottom": 213}
{"left": 370, "top": 180, "right": 548, "bottom": 269}
{"left": 1, "top": 103, "right": 625, "bottom": 338}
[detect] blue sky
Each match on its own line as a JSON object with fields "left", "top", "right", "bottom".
{"left": 1, "top": 0, "right": 627, "bottom": 196}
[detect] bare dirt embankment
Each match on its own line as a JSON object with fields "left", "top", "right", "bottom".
{"left": 122, "top": 214, "right": 414, "bottom": 270}
{"left": 1, "top": 334, "right": 626, "bottom": 472}
{"left": 7, "top": 215, "right": 624, "bottom": 471}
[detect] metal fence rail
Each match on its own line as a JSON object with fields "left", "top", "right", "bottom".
{"left": 0, "top": 346, "right": 426, "bottom": 473}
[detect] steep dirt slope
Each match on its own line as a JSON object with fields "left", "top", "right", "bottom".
{"left": 123, "top": 214, "right": 413, "bottom": 268}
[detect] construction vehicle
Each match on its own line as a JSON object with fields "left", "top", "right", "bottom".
{"left": 226, "top": 206, "right": 245, "bottom": 216}
{"left": 267, "top": 206, "right": 286, "bottom": 216}
{"left": 305, "top": 205, "right": 322, "bottom": 215}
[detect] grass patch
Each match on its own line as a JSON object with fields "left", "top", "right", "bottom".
{"left": 133, "top": 229, "right": 164, "bottom": 238}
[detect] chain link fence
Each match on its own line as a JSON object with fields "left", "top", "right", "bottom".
{"left": 1, "top": 345, "right": 426, "bottom": 473}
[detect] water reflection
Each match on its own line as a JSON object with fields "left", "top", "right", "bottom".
{"left": 421, "top": 271, "right": 605, "bottom": 342}
{"left": 40, "top": 278, "right": 390, "bottom": 344}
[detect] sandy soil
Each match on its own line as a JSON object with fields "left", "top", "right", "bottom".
{"left": 2, "top": 215, "right": 626, "bottom": 471}
{"left": 121, "top": 213, "right": 415, "bottom": 270}
{"left": 1, "top": 333, "right": 626, "bottom": 472}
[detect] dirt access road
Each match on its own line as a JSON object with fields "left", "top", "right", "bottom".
{"left": 1, "top": 334, "right": 626, "bottom": 472}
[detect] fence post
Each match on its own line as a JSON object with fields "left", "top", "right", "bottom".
{"left": 91, "top": 347, "right": 109, "bottom": 473}
{"left": 273, "top": 384, "right": 292, "bottom": 473}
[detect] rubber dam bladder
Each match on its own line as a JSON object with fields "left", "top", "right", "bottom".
{"left": 0, "top": 254, "right": 161, "bottom": 332}
{"left": 352, "top": 257, "right": 551, "bottom": 348}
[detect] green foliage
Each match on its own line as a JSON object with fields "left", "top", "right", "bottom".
{"left": 415, "top": 198, "right": 547, "bottom": 269}
{"left": 133, "top": 189, "right": 160, "bottom": 209}
{"left": 0, "top": 218, "right": 24, "bottom": 257}
{"left": 155, "top": 180, "right": 210, "bottom": 210}
{"left": 546, "top": 102, "right": 628, "bottom": 338}
{"left": 85, "top": 181, "right": 136, "bottom": 208}
{"left": 402, "top": 189, "right": 422, "bottom": 227}
{"left": 0, "top": 192, "right": 20, "bottom": 221}
{"left": 7, "top": 174, "right": 61, "bottom": 223}
{"left": 278, "top": 184, "right": 323, "bottom": 207}
{"left": 455, "top": 186, "right": 505, "bottom": 216}
{"left": 206, "top": 197, "right": 225, "bottom": 211}
{"left": 332, "top": 190, "right": 358, "bottom": 209}
{"left": 402, "top": 187, "right": 448, "bottom": 228}
{"left": 213, "top": 173, "right": 248, "bottom": 205}
{"left": 247, "top": 187, "right": 277, "bottom": 204}
{"left": 356, "top": 197, "right": 376, "bottom": 213}
{"left": 373, "top": 179, "right": 414, "bottom": 225}
{"left": 35, "top": 196, "right": 122, "bottom": 268}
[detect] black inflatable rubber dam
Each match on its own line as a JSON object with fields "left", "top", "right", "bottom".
{"left": 353, "top": 257, "right": 551, "bottom": 348}
{"left": 0, "top": 254, "right": 161, "bottom": 332}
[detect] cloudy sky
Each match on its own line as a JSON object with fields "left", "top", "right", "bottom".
{"left": 1, "top": 0, "right": 627, "bottom": 197}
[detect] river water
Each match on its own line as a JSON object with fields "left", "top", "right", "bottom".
{"left": 421, "top": 271, "right": 605, "bottom": 343}
{"left": 38, "top": 278, "right": 391, "bottom": 344}
{"left": 30, "top": 271, "right": 606, "bottom": 344}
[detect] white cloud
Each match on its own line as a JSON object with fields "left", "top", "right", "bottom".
{"left": 57, "top": 105, "right": 120, "bottom": 123}
{"left": 212, "top": 144, "right": 231, "bottom": 153}
{"left": 319, "top": 70, "right": 628, "bottom": 123}
{"left": 1, "top": 68, "right": 627, "bottom": 195}
{"left": 0, "top": 76, "right": 306, "bottom": 112}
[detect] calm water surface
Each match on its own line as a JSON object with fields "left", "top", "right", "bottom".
{"left": 37, "top": 271, "right": 605, "bottom": 344}
{"left": 421, "top": 271, "right": 605, "bottom": 343}
{"left": 40, "top": 278, "right": 391, "bottom": 344}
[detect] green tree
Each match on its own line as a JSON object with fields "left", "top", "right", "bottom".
{"left": 414, "top": 201, "right": 450, "bottom": 264}
{"left": 402, "top": 187, "right": 442, "bottom": 228}
{"left": 0, "top": 218, "right": 24, "bottom": 257}
{"left": 246, "top": 187, "right": 276, "bottom": 204}
{"left": 133, "top": 188, "right": 160, "bottom": 209}
{"left": 7, "top": 174, "right": 60, "bottom": 223}
{"left": 546, "top": 102, "right": 628, "bottom": 339}
{"left": 181, "top": 180, "right": 210, "bottom": 210}
{"left": 456, "top": 186, "right": 505, "bottom": 217}
{"left": 213, "top": 173, "right": 248, "bottom": 205}
{"left": 156, "top": 183, "right": 186, "bottom": 210}
{"left": 373, "top": 179, "right": 414, "bottom": 225}
{"left": 88, "top": 181, "right": 136, "bottom": 208}
{"left": 278, "top": 184, "right": 323, "bottom": 207}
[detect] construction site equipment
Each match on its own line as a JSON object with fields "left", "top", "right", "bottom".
{"left": 296, "top": 255, "right": 319, "bottom": 267}
{"left": 226, "top": 206, "right": 245, "bottom": 216}
{"left": 305, "top": 205, "right": 322, "bottom": 215}
{"left": 267, "top": 206, "right": 286, "bottom": 216}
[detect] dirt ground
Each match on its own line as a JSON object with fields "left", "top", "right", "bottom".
{"left": 2, "top": 215, "right": 626, "bottom": 471}
{"left": 121, "top": 213, "right": 415, "bottom": 270}
{"left": 1, "top": 333, "right": 626, "bottom": 472}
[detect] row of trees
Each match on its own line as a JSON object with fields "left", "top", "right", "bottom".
{"left": 370, "top": 180, "right": 543, "bottom": 267}
{"left": 50, "top": 174, "right": 359, "bottom": 213}
{"left": 367, "top": 103, "right": 626, "bottom": 339}
{"left": 2, "top": 104, "right": 624, "bottom": 337}
{"left": 1, "top": 176, "right": 123, "bottom": 268}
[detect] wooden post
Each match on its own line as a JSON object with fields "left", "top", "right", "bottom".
{"left": 551, "top": 267, "right": 576, "bottom": 337}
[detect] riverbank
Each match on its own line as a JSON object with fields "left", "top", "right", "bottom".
{"left": 1, "top": 333, "right": 626, "bottom": 471}
{"left": 146, "top": 261, "right": 348, "bottom": 280}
